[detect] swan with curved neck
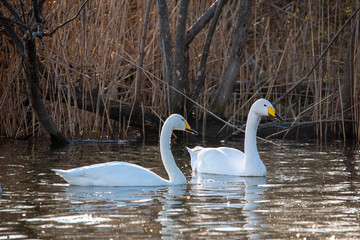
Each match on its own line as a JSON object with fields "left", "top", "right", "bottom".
{"left": 187, "top": 99, "right": 282, "bottom": 176}
{"left": 53, "top": 114, "right": 197, "bottom": 186}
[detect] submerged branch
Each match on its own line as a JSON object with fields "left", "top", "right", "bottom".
{"left": 71, "top": 87, "right": 161, "bottom": 133}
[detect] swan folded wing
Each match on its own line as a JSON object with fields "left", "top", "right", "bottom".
{"left": 52, "top": 162, "right": 168, "bottom": 186}
{"left": 195, "top": 148, "right": 245, "bottom": 175}
{"left": 217, "top": 147, "right": 245, "bottom": 160}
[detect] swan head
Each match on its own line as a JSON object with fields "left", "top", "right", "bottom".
{"left": 251, "top": 99, "right": 282, "bottom": 120}
{"left": 166, "top": 114, "right": 198, "bottom": 135}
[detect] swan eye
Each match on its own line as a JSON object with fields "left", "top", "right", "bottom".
{"left": 264, "top": 104, "right": 267, "bottom": 107}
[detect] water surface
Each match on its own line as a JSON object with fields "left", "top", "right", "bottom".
{"left": 0, "top": 139, "right": 359, "bottom": 239}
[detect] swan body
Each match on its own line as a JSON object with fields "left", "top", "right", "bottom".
{"left": 187, "top": 99, "right": 282, "bottom": 176}
{"left": 53, "top": 114, "right": 197, "bottom": 186}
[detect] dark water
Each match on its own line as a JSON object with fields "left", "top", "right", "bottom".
{"left": 0, "top": 139, "right": 359, "bottom": 239}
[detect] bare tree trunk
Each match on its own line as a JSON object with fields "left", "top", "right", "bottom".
{"left": 210, "top": 0, "right": 253, "bottom": 117}
{"left": 157, "top": 0, "right": 173, "bottom": 114}
{"left": 1, "top": 0, "right": 70, "bottom": 145}
{"left": 171, "top": 0, "right": 189, "bottom": 114}
{"left": 187, "top": 0, "right": 227, "bottom": 111}
{"left": 23, "top": 39, "right": 70, "bottom": 145}
{"left": 24, "top": 1, "right": 70, "bottom": 145}
{"left": 156, "top": 0, "right": 227, "bottom": 116}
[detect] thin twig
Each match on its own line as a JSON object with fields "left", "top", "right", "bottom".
{"left": 0, "top": 15, "right": 27, "bottom": 29}
{"left": 43, "top": 0, "right": 89, "bottom": 37}
{"left": 281, "top": 94, "right": 333, "bottom": 138}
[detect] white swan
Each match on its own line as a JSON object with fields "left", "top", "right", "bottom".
{"left": 187, "top": 99, "right": 282, "bottom": 176}
{"left": 53, "top": 114, "right": 197, "bottom": 186}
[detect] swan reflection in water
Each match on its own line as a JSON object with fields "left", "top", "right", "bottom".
{"left": 60, "top": 184, "right": 188, "bottom": 236}
{"left": 51, "top": 175, "right": 265, "bottom": 238}
{"left": 155, "top": 174, "right": 267, "bottom": 239}
{"left": 63, "top": 185, "right": 165, "bottom": 211}
{"left": 189, "top": 173, "right": 266, "bottom": 239}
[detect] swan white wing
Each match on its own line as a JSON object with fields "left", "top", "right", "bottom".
{"left": 217, "top": 147, "right": 245, "bottom": 160}
{"left": 193, "top": 148, "right": 246, "bottom": 175}
{"left": 187, "top": 99, "right": 279, "bottom": 176}
{"left": 53, "top": 161, "right": 169, "bottom": 186}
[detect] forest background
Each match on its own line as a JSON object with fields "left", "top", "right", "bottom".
{"left": 0, "top": 0, "right": 359, "bottom": 144}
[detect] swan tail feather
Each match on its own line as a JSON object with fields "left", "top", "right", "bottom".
{"left": 186, "top": 147, "right": 197, "bottom": 170}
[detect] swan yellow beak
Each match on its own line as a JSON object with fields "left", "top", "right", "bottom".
{"left": 267, "top": 107, "right": 283, "bottom": 121}
{"left": 184, "top": 120, "right": 198, "bottom": 135}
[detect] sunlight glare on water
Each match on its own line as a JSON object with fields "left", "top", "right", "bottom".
{"left": 0, "top": 139, "right": 359, "bottom": 239}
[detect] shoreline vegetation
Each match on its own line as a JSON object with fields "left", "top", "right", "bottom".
{"left": 0, "top": 1, "right": 359, "bottom": 145}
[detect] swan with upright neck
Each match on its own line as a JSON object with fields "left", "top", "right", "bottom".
{"left": 187, "top": 99, "right": 282, "bottom": 176}
{"left": 53, "top": 114, "right": 197, "bottom": 186}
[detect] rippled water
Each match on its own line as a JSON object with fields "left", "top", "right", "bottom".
{"left": 0, "top": 139, "right": 359, "bottom": 239}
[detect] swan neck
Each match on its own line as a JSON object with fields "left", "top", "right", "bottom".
{"left": 160, "top": 121, "right": 185, "bottom": 184}
{"left": 244, "top": 111, "right": 260, "bottom": 156}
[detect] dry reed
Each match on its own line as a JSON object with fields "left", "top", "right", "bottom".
{"left": 0, "top": 0, "right": 359, "bottom": 140}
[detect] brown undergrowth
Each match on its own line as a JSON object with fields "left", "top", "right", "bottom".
{"left": 0, "top": 0, "right": 359, "bottom": 140}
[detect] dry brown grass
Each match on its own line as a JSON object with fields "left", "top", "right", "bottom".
{"left": 0, "top": 0, "right": 359, "bottom": 140}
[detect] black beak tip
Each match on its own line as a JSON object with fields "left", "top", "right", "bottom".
{"left": 188, "top": 129, "right": 198, "bottom": 135}
{"left": 275, "top": 112, "right": 283, "bottom": 121}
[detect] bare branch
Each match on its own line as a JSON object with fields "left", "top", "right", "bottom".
{"left": 171, "top": 0, "right": 189, "bottom": 113}
{"left": 188, "top": 0, "right": 227, "bottom": 110}
{"left": 211, "top": 0, "right": 253, "bottom": 116}
{"left": 185, "top": 0, "right": 219, "bottom": 45}
{"left": 0, "top": 10, "right": 24, "bottom": 55}
{"left": 0, "top": 0, "right": 27, "bottom": 32}
{"left": 273, "top": 5, "right": 360, "bottom": 106}
{"left": 43, "top": 0, "right": 89, "bottom": 37}
{"left": 0, "top": 15, "right": 27, "bottom": 29}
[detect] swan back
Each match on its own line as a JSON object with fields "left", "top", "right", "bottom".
{"left": 53, "top": 162, "right": 169, "bottom": 186}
